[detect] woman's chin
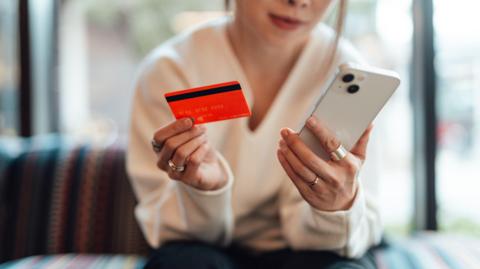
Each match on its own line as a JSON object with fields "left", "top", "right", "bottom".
{"left": 263, "top": 31, "right": 308, "bottom": 49}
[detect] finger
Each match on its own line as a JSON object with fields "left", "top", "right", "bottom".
{"left": 280, "top": 128, "right": 334, "bottom": 181}
{"left": 166, "top": 167, "right": 184, "bottom": 181}
{"left": 153, "top": 117, "right": 195, "bottom": 149}
{"left": 186, "top": 143, "right": 210, "bottom": 169}
{"left": 279, "top": 140, "right": 319, "bottom": 185}
{"left": 279, "top": 142, "right": 331, "bottom": 195}
{"left": 170, "top": 133, "right": 208, "bottom": 168}
{"left": 280, "top": 139, "right": 335, "bottom": 189}
{"left": 181, "top": 143, "right": 210, "bottom": 186}
{"left": 305, "top": 116, "right": 341, "bottom": 154}
{"left": 277, "top": 150, "right": 314, "bottom": 197}
{"left": 350, "top": 124, "right": 373, "bottom": 160}
{"left": 166, "top": 142, "right": 209, "bottom": 182}
{"left": 157, "top": 125, "right": 205, "bottom": 171}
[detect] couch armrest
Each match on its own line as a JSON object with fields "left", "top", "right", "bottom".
{"left": 0, "top": 138, "right": 25, "bottom": 263}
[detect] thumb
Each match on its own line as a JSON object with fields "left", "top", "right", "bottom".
{"left": 350, "top": 124, "right": 373, "bottom": 160}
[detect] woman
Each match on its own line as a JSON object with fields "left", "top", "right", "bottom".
{"left": 127, "top": 0, "right": 382, "bottom": 268}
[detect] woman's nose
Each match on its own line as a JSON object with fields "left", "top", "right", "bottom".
{"left": 287, "top": 0, "right": 311, "bottom": 8}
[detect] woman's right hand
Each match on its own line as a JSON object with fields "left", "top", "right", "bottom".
{"left": 152, "top": 117, "right": 228, "bottom": 191}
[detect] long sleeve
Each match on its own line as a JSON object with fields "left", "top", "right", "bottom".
{"left": 278, "top": 130, "right": 383, "bottom": 258}
{"left": 126, "top": 54, "right": 235, "bottom": 248}
{"left": 126, "top": 19, "right": 384, "bottom": 253}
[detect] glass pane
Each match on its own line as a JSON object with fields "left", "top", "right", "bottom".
{"left": 344, "top": 0, "right": 414, "bottom": 235}
{"left": 434, "top": 1, "right": 480, "bottom": 236}
{"left": 58, "top": 0, "right": 223, "bottom": 142}
{"left": 0, "top": 0, "right": 19, "bottom": 136}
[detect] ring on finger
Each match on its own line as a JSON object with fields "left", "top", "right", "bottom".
{"left": 168, "top": 159, "right": 185, "bottom": 172}
{"left": 151, "top": 139, "right": 162, "bottom": 153}
{"left": 330, "top": 144, "right": 348, "bottom": 161}
{"left": 308, "top": 176, "right": 319, "bottom": 187}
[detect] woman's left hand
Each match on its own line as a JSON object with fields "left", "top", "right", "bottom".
{"left": 277, "top": 116, "right": 373, "bottom": 211}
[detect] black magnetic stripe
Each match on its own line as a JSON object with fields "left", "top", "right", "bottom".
{"left": 166, "top": 83, "right": 241, "bottom": 102}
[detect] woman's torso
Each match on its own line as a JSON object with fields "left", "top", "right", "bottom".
{"left": 142, "top": 17, "right": 361, "bottom": 249}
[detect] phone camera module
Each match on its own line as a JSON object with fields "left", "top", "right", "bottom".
{"left": 347, "top": 84, "right": 360, "bottom": 94}
{"left": 342, "top": 74, "right": 355, "bottom": 83}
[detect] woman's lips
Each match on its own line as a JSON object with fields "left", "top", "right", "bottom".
{"left": 269, "top": 14, "right": 305, "bottom": 31}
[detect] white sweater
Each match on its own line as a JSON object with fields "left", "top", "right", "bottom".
{"left": 126, "top": 17, "right": 382, "bottom": 258}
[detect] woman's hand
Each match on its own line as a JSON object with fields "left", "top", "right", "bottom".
{"left": 152, "top": 117, "right": 228, "bottom": 191}
{"left": 277, "top": 116, "right": 373, "bottom": 211}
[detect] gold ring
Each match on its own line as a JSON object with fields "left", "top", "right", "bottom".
{"left": 309, "top": 176, "right": 319, "bottom": 186}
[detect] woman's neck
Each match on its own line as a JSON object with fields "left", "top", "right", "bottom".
{"left": 227, "top": 19, "right": 307, "bottom": 80}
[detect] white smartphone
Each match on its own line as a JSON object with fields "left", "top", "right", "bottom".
{"left": 298, "top": 62, "right": 401, "bottom": 160}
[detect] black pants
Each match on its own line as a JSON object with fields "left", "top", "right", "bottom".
{"left": 144, "top": 241, "right": 378, "bottom": 269}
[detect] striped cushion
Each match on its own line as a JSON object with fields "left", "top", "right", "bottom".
{"left": 0, "top": 254, "right": 146, "bottom": 269}
{"left": 0, "top": 135, "right": 149, "bottom": 263}
{"left": 2, "top": 234, "right": 480, "bottom": 268}
{"left": 375, "top": 233, "right": 480, "bottom": 269}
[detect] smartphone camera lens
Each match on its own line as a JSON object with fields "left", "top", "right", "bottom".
{"left": 342, "top": 74, "right": 355, "bottom": 83}
{"left": 347, "top": 84, "right": 360, "bottom": 94}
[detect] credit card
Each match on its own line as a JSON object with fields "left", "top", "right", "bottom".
{"left": 164, "top": 81, "right": 251, "bottom": 124}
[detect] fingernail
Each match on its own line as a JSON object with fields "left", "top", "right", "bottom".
{"left": 188, "top": 117, "right": 195, "bottom": 125}
{"left": 307, "top": 116, "right": 317, "bottom": 128}
{"left": 281, "top": 129, "right": 289, "bottom": 138}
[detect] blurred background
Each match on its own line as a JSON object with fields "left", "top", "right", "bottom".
{"left": 1, "top": 0, "right": 479, "bottom": 238}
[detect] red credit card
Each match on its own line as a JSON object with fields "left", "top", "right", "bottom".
{"left": 164, "top": 81, "right": 251, "bottom": 124}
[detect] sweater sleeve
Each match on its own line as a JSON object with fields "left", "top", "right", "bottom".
{"left": 278, "top": 131, "right": 383, "bottom": 258}
{"left": 126, "top": 55, "right": 235, "bottom": 248}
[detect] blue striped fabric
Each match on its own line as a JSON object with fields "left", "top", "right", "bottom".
{"left": 0, "top": 255, "right": 146, "bottom": 269}
{"left": 2, "top": 234, "right": 480, "bottom": 268}
{"left": 375, "top": 233, "right": 480, "bottom": 269}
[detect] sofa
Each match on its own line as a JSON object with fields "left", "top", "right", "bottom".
{"left": 0, "top": 135, "right": 149, "bottom": 268}
{"left": 1, "top": 135, "right": 479, "bottom": 268}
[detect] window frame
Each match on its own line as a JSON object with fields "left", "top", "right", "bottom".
{"left": 411, "top": 0, "right": 438, "bottom": 231}
{"left": 18, "top": 0, "right": 59, "bottom": 137}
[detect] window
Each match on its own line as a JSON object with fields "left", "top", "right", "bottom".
{"left": 434, "top": 0, "right": 480, "bottom": 235}
{"left": 343, "top": 0, "right": 414, "bottom": 235}
{"left": 0, "top": 0, "right": 19, "bottom": 136}
{"left": 58, "top": 0, "right": 224, "bottom": 141}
